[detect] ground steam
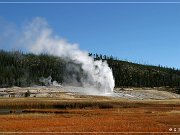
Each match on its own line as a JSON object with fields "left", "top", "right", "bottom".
{"left": 3, "top": 17, "right": 115, "bottom": 94}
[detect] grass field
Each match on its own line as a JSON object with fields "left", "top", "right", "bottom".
{"left": 0, "top": 97, "right": 180, "bottom": 134}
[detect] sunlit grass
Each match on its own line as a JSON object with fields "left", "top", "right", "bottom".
{"left": 0, "top": 97, "right": 180, "bottom": 110}
{"left": 0, "top": 107, "right": 179, "bottom": 132}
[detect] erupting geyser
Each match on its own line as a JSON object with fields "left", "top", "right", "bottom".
{"left": 19, "top": 17, "right": 115, "bottom": 94}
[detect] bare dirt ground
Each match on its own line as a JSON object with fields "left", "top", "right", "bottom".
{"left": 0, "top": 86, "right": 180, "bottom": 100}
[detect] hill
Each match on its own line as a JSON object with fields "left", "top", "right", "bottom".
{"left": 0, "top": 50, "right": 180, "bottom": 94}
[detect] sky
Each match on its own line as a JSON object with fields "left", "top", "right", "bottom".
{"left": 0, "top": 0, "right": 180, "bottom": 68}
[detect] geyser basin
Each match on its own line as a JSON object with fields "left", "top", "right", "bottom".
{"left": 63, "top": 86, "right": 114, "bottom": 96}
{"left": 19, "top": 17, "right": 115, "bottom": 93}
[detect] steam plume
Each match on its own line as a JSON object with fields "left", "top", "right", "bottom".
{"left": 12, "top": 17, "right": 115, "bottom": 93}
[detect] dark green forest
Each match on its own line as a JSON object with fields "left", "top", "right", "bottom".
{"left": 0, "top": 50, "right": 180, "bottom": 93}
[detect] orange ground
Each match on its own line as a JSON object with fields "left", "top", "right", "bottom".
{"left": 0, "top": 107, "right": 180, "bottom": 134}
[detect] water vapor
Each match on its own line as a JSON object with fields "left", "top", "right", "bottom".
{"left": 2, "top": 17, "right": 115, "bottom": 94}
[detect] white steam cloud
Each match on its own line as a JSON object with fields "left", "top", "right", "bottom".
{"left": 3, "top": 17, "right": 115, "bottom": 94}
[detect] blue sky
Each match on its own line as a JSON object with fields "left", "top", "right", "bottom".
{"left": 0, "top": 1, "right": 180, "bottom": 68}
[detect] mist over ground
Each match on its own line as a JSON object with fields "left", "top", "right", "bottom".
{"left": 1, "top": 17, "right": 180, "bottom": 96}
{"left": 0, "top": 17, "right": 115, "bottom": 95}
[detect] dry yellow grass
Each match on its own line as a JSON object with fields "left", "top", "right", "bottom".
{"left": 0, "top": 97, "right": 180, "bottom": 134}
{"left": 0, "top": 106, "right": 180, "bottom": 133}
{"left": 0, "top": 97, "right": 180, "bottom": 109}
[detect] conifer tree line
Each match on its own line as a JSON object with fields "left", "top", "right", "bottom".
{"left": 0, "top": 50, "right": 180, "bottom": 93}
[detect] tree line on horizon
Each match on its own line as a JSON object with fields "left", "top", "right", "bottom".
{"left": 0, "top": 50, "right": 180, "bottom": 94}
